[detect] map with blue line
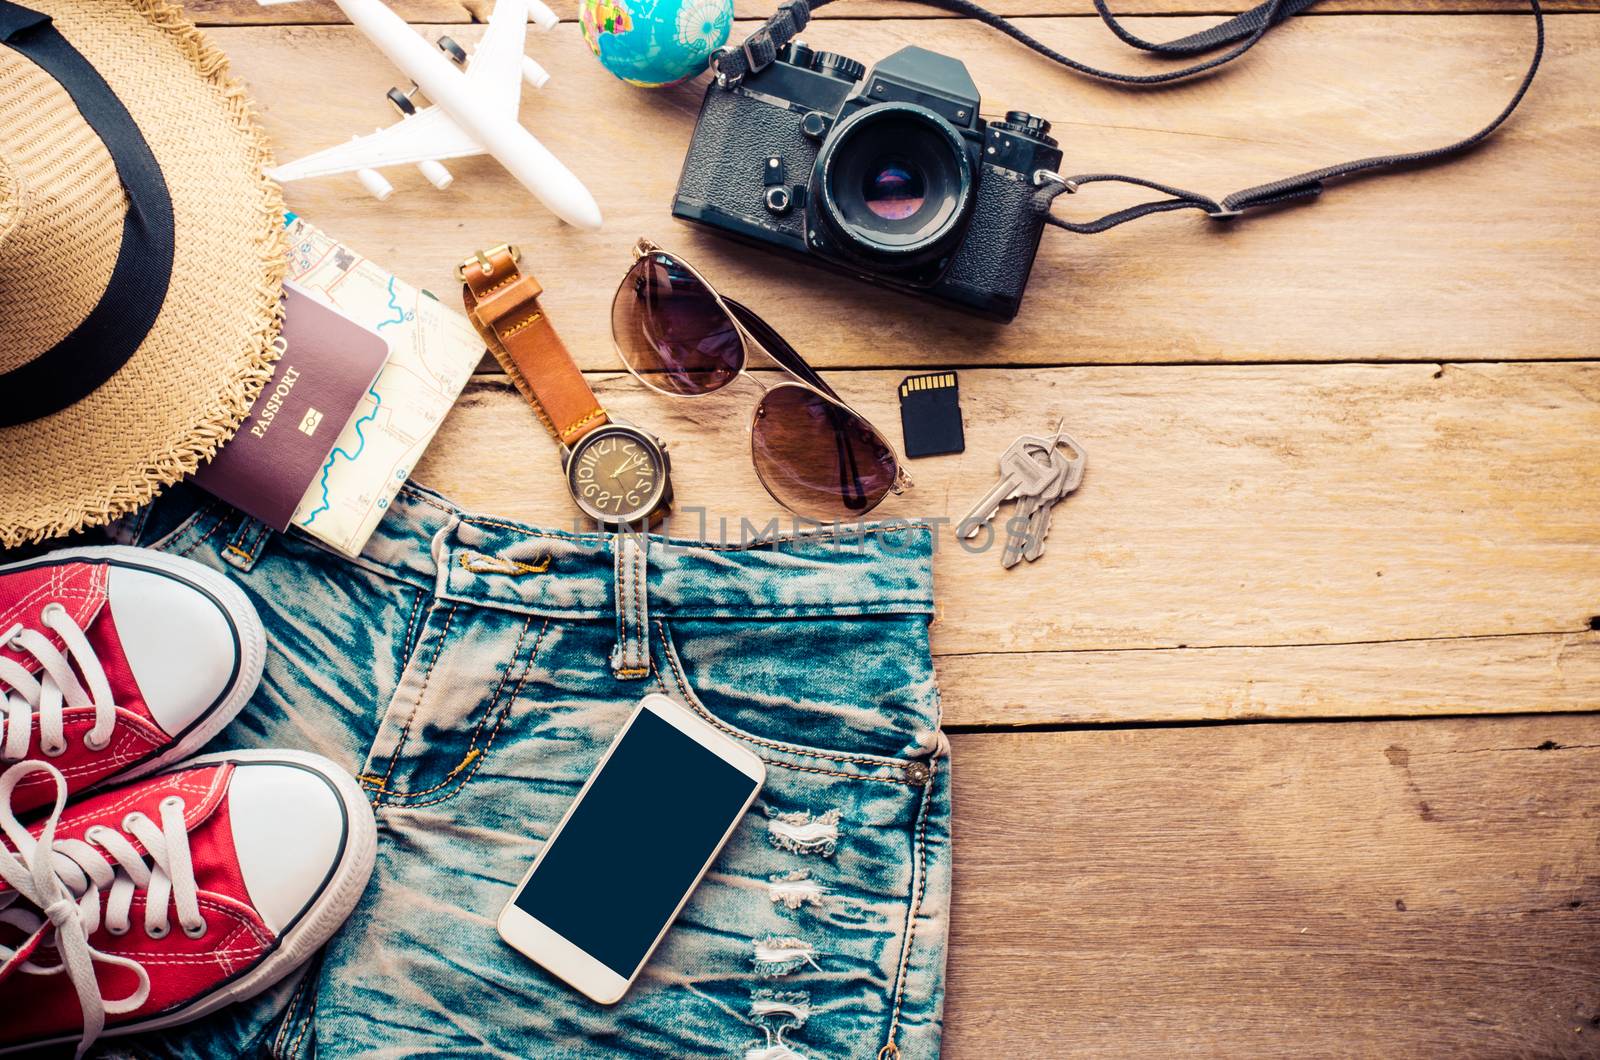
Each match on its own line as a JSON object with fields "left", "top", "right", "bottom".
{"left": 377, "top": 276, "right": 407, "bottom": 332}
{"left": 303, "top": 385, "right": 382, "bottom": 526}
{"left": 282, "top": 216, "right": 483, "bottom": 556}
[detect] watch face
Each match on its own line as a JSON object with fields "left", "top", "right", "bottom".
{"left": 567, "top": 426, "right": 668, "bottom": 525}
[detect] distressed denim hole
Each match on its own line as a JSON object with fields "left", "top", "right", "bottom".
{"left": 767, "top": 807, "right": 840, "bottom": 857}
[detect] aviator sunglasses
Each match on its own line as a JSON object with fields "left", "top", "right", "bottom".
{"left": 611, "top": 239, "right": 911, "bottom": 520}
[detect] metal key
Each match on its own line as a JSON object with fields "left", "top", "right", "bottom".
{"left": 1001, "top": 459, "right": 1063, "bottom": 566}
{"left": 1002, "top": 440, "right": 1077, "bottom": 566}
{"left": 1015, "top": 434, "right": 1086, "bottom": 566}
{"left": 988, "top": 421, "right": 1072, "bottom": 565}
{"left": 958, "top": 436, "right": 1060, "bottom": 538}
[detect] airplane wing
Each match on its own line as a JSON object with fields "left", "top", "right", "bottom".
{"left": 269, "top": 106, "right": 483, "bottom": 182}
{"left": 464, "top": 0, "right": 531, "bottom": 118}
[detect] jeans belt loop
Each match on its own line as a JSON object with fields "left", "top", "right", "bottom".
{"left": 609, "top": 532, "right": 651, "bottom": 680}
{"left": 220, "top": 513, "right": 272, "bottom": 573}
{"left": 106, "top": 503, "right": 151, "bottom": 548}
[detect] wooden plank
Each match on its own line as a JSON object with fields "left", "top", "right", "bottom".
{"left": 938, "top": 632, "right": 1600, "bottom": 725}
{"left": 944, "top": 715, "right": 1600, "bottom": 1057}
{"left": 413, "top": 363, "right": 1600, "bottom": 667}
{"left": 216, "top": 15, "right": 1593, "bottom": 366}
{"left": 192, "top": 0, "right": 472, "bottom": 22}
{"left": 187, "top": 0, "right": 1595, "bottom": 25}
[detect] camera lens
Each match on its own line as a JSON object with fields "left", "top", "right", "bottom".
{"left": 862, "top": 159, "right": 924, "bottom": 221}
{"left": 814, "top": 103, "right": 972, "bottom": 266}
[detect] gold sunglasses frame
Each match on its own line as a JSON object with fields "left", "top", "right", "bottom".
{"left": 610, "top": 238, "right": 912, "bottom": 518}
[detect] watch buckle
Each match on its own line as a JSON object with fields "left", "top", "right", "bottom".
{"left": 457, "top": 243, "right": 520, "bottom": 282}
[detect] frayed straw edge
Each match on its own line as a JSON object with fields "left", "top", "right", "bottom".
{"left": 1, "top": 0, "right": 288, "bottom": 551}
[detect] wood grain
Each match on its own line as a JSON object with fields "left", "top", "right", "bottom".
{"left": 187, "top": 0, "right": 1594, "bottom": 25}
{"left": 180, "top": 18, "right": 1600, "bottom": 1055}
{"left": 213, "top": 14, "right": 1592, "bottom": 367}
{"left": 940, "top": 631, "right": 1600, "bottom": 725}
{"left": 414, "top": 364, "right": 1600, "bottom": 681}
{"left": 944, "top": 715, "right": 1600, "bottom": 1057}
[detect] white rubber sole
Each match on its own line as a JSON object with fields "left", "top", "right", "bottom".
{"left": 1, "top": 749, "right": 378, "bottom": 1054}
{"left": 1, "top": 544, "right": 268, "bottom": 790}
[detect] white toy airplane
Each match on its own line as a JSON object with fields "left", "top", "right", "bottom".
{"left": 260, "top": 0, "right": 602, "bottom": 230}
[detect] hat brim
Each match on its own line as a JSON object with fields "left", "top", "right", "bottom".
{"left": 0, "top": 0, "right": 285, "bottom": 549}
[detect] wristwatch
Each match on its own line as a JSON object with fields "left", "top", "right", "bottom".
{"left": 459, "top": 244, "right": 673, "bottom": 529}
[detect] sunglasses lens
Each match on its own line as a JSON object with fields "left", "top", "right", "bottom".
{"left": 612, "top": 252, "right": 742, "bottom": 395}
{"left": 752, "top": 385, "right": 899, "bottom": 520}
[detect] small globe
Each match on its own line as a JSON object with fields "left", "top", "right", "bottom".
{"left": 580, "top": 0, "right": 733, "bottom": 88}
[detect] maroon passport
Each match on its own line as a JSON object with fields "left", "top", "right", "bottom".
{"left": 194, "top": 284, "right": 389, "bottom": 530}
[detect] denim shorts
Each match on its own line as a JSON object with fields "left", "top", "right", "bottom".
{"left": 104, "top": 482, "right": 951, "bottom": 1059}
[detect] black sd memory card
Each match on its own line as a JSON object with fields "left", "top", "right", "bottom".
{"left": 898, "top": 372, "right": 965, "bottom": 458}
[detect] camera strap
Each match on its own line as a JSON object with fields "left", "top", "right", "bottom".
{"left": 711, "top": 0, "right": 1544, "bottom": 233}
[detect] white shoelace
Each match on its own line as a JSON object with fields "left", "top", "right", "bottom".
{"left": 0, "top": 761, "right": 205, "bottom": 1057}
{"left": 0, "top": 604, "right": 117, "bottom": 762}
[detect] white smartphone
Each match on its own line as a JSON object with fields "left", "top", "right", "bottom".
{"left": 497, "top": 693, "right": 766, "bottom": 1004}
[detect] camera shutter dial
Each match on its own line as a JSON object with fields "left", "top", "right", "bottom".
{"left": 810, "top": 51, "right": 866, "bottom": 83}
{"left": 991, "top": 111, "right": 1057, "bottom": 147}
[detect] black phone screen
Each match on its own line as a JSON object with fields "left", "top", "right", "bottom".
{"left": 513, "top": 706, "right": 760, "bottom": 977}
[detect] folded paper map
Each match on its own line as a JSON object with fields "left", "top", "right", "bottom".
{"left": 283, "top": 214, "right": 483, "bottom": 556}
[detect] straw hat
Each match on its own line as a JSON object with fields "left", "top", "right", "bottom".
{"left": 0, "top": 0, "right": 286, "bottom": 549}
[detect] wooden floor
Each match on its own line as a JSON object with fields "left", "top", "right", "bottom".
{"left": 194, "top": 1, "right": 1599, "bottom": 1054}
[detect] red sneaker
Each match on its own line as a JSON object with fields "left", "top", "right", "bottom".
{"left": 0, "top": 750, "right": 376, "bottom": 1056}
{"left": 0, "top": 546, "right": 265, "bottom": 814}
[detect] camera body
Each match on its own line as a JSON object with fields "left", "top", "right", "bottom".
{"left": 672, "top": 43, "right": 1062, "bottom": 322}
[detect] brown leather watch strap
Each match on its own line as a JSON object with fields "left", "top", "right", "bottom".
{"left": 460, "top": 245, "right": 607, "bottom": 447}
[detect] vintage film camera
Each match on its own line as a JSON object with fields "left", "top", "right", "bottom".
{"left": 672, "top": 43, "right": 1062, "bottom": 322}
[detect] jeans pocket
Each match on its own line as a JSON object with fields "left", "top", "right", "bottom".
{"left": 652, "top": 613, "right": 941, "bottom": 770}
{"left": 362, "top": 604, "right": 552, "bottom": 806}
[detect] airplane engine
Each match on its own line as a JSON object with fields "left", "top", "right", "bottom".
{"left": 527, "top": 0, "right": 559, "bottom": 30}
{"left": 436, "top": 36, "right": 469, "bottom": 67}
{"left": 522, "top": 57, "right": 550, "bottom": 90}
{"left": 357, "top": 167, "right": 394, "bottom": 201}
{"left": 417, "top": 160, "right": 454, "bottom": 190}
